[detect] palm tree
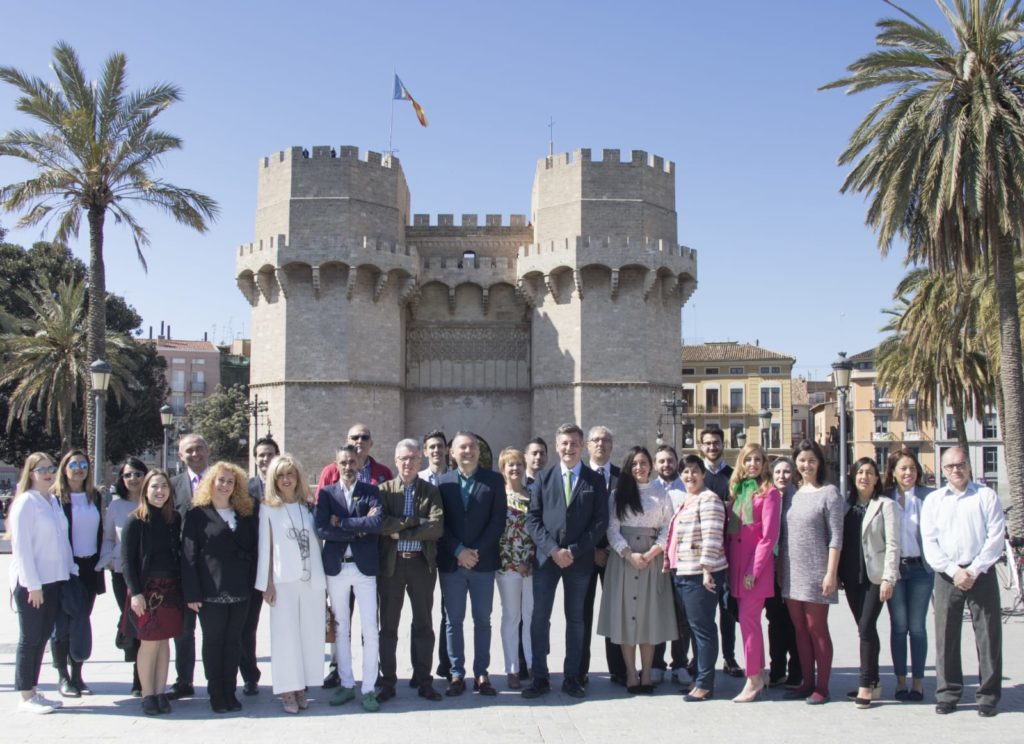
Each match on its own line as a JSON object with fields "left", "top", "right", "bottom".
{"left": 0, "top": 41, "right": 218, "bottom": 457}
{"left": 0, "top": 277, "right": 136, "bottom": 451}
{"left": 823, "top": 0, "right": 1024, "bottom": 536}
{"left": 877, "top": 267, "right": 995, "bottom": 454}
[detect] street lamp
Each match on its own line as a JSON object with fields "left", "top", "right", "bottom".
{"left": 832, "top": 351, "right": 854, "bottom": 494}
{"left": 160, "top": 404, "right": 174, "bottom": 470}
{"left": 660, "top": 391, "right": 687, "bottom": 453}
{"left": 90, "top": 359, "right": 112, "bottom": 489}
{"left": 759, "top": 408, "right": 772, "bottom": 451}
{"left": 736, "top": 431, "right": 747, "bottom": 449}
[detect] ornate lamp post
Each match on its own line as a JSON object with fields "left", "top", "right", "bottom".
{"left": 661, "top": 391, "right": 687, "bottom": 453}
{"left": 160, "top": 404, "right": 174, "bottom": 470}
{"left": 832, "top": 352, "right": 854, "bottom": 493}
{"left": 90, "top": 359, "right": 112, "bottom": 489}
{"left": 759, "top": 408, "right": 772, "bottom": 451}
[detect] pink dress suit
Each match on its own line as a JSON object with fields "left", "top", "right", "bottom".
{"left": 726, "top": 485, "right": 781, "bottom": 678}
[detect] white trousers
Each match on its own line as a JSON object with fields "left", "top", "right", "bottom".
{"left": 495, "top": 569, "right": 534, "bottom": 674}
{"left": 327, "top": 564, "right": 379, "bottom": 694}
{"left": 269, "top": 580, "right": 326, "bottom": 694}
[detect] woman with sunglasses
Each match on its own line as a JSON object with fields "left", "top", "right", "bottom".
{"left": 255, "top": 455, "right": 326, "bottom": 713}
{"left": 48, "top": 450, "right": 106, "bottom": 698}
{"left": 9, "top": 453, "right": 75, "bottom": 713}
{"left": 98, "top": 458, "right": 148, "bottom": 695}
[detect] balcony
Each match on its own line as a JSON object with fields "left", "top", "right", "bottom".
{"left": 903, "top": 431, "right": 922, "bottom": 442}
{"left": 190, "top": 381, "right": 206, "bottom": 393}
{"left": 871, "top": 398, "right": 894, "bottom": 411}
{"left": 872, "top": 431, "right": 896, "bottom": 442}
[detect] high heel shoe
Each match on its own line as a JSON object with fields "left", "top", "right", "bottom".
{"left": 732, "top": 680, "right": 765, "bottom": 703}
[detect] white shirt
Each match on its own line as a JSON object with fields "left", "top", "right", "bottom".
{"left": 653, "top": 476, "right": 687, "bottom": 512}
{"left": 9, "top": 489, "right": 76, "bottom": 592}
{"left": 69, "top": 491, "right": 101, "bottom": 557}
{"left": 418, "top": 466, "right": 446, "bottom": 486}
{"left": 589, "top": 461, "right": 612, "bottom": 490}
{"left": 216, "top": 507, "right": 237, "bottom": 531}
{"left": 895, "top": 488, "right": 923, "bottom": 558}
{"left": 704, "top": 458, "right": 727, "bottom": 476}
{"left": 920, "top": 481, "right": 1005, "bottom": 578}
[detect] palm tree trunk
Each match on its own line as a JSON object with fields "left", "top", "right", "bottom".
{"left": 993, "top": 234, "right": 1024, "bottom": 539}
{"left": 86, "top": 206, "right": 107, "bottom": 473}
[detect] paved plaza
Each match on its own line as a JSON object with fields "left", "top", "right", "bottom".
{"left": 0, "top": 553, "right": 1021, "bottom": 743}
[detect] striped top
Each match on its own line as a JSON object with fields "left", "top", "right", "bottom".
{"left": 664, "top": 488, "right": 727, "bottom": 576}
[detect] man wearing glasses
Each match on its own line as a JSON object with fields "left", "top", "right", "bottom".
{"left": 317, "top": 424, "right": 394, "bottom": 490}
{"left": 921, "top": 447, "right": 1005, "bottom": 718}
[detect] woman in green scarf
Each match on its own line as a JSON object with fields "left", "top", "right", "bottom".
{"left": 725, "top": 443, "right": 781, "bottom": 703}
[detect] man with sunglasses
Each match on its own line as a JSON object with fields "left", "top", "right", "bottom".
{"left": 317, "top": 424, "right": 394, "bottom": 490}
{"left": 921, "top": 447, "right": 1005, "bottom": 718}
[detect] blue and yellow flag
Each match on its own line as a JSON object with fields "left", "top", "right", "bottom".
{"left": 393, "top": 74, "right": 429, "bottom": 127}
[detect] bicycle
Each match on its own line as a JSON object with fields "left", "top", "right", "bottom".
{"left": 996, "top": 506, "right": 1024, "bottom": 620}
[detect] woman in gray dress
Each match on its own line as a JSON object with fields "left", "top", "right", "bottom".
{"left": 779, "top": 440, "right": 844, "bottom": 705}
{"left": 597, "top": 446, "right": 676, "bottom": 694}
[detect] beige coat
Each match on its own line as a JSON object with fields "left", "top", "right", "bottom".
{"left": 861, "top": 497, "right": 901, "bottom": 585}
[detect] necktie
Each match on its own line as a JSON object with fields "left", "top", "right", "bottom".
{"left": 563, "top": 470, "right": 572, "bottom": 505}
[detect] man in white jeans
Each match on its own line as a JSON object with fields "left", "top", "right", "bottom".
{"left": 314, "top": 445, "right": 384, "bottom": 712}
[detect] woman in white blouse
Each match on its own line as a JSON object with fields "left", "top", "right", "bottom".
{"left": 597, "top": 446, "right": 676, "bottom": 693}
{"left": 49, "top": 450, "right": 106, "bottom": 698}
{"left": 8, "top": 452, "right": 75, "bottom": 714}
{"left": 256, "top": 454, "right": 327, "bottom": 713}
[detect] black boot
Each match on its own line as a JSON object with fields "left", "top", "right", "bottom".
{"left": 70, "top": 660, "right": 91, "bottom": 695}
{"left": 51, "top": 639, "right": 80, "bottom": 698}
{"left": 131, "top": 664, "right": 142, "bottom": 696}
{"left": 224, "top": 681, "right": 242, "bottom": 711}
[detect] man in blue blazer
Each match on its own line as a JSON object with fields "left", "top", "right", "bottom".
{"left": 436, "top": 432, "right": 505, "bottom": 697}
{"left": 522, "top": 423, "right": 608, "bottom": 699}
{"left": 315, "top": 445, "right": 384, "bottom": 712}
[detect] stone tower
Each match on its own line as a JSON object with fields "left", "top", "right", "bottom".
{"left": 235, "top": 145, "right": 697, "bottom": 472}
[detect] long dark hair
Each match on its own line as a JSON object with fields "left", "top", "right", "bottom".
{"left": 847, "top": 456, "right": 882, "bottom": 505}
{"left": 614, "top": 446, "right": 652, "bottom": 521}
{"left": 792, "top": 439, "right": 827, "bottom": 487}
{"left": 883, "top": 448, "right": 923, "bottom": 492}
{"left": 114, "top": 457, "right": 149, "bottom": 499}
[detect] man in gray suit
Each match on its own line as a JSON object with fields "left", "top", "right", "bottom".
{"left": 247, "top": 436, "right": 280, "bottom": 502}
{"left": 168, "top": 433, "right": 208, "bottom": 700}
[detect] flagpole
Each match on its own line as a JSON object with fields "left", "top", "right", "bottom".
{"left": 387, "top": 69, "right": 396, "bottom": 156}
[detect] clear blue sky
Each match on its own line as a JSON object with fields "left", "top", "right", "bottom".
{"left": 0, "top": 0, "right": 953, "bottom": 380}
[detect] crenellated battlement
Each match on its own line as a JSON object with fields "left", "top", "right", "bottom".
{"left": 260, "top": 145, "right": 402, "bottom": 170}
{"left": 411, "top": 214, "right": 528, "bottom": 228}
{"left": 518, "top": 235, "right": 694, "bottom": 260}
{"left": 539, "top": 148, "right": 674, "bottom": 175}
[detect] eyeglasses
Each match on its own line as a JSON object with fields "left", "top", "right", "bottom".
{"left": 396, "top": 455, "right": 418, "bottom": 463}
{"left": 349, "top": 434, "right": 371, "bottom": 441}
{"left": 33, "top": 465, "right": 58, "bottom": 475}
{"left": 589, "top": 437, "right": 611, "bottom": 444}
{"left": 67, "top": 461, "right": 89, "bottom": 471}
{"left": 122, "top": 471, "right": 145, "bottom": 479}
{"left": 943, "top": 462, "right": 969, "bottom": 472}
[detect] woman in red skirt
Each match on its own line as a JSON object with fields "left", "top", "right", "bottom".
{"left": 120, "top": 469, "right": 184, "bottom": 716}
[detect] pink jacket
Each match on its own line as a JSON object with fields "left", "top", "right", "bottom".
{"left": 725, "top": 486, "right": 781, "bottom": 601}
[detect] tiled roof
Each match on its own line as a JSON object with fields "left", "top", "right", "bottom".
{"left": 681, "top": 341, "right": 794, "bottom": 363}
{"left": 145, "top": 339, "right": 220, "bottom": 353}
{"left": 847, "top": 347, "right": 876, "bottom": 363}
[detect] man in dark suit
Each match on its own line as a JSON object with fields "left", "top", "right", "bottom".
{"left": 376, "top": 438, "right": 445, "bottom": 703}
{"left": 436, "top": 432, "right": 505, "bottom": 698}
{"left": 167, "top": 433, "right": 208, "bottom": 700}
{"left": 522, "top": 423, "right": 608, "bottom": 699}
{"left": 315, "top": 445, "right": 384, "bottom": 712}
{"left": 582, "top": 425, "right": 625, "bottom": 686}
{"left": 238, "top": 435, "right": 278, "bottom": 695}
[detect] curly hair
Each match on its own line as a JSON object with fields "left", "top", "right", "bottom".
{"left": 191, "top": 461, "right": 253, "bottom": 516}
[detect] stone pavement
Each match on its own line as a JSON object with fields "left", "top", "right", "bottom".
{"left": 0, "top": 553, "right": 1020, "bottom": 743}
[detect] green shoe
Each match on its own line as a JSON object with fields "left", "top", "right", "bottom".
{"left": 330, "top": 686, "right": 356, "bottom": 706}
{"left": 360, "top": 691, "right": 380, "bottom": 712}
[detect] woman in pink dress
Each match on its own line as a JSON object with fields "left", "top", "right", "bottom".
{"left": 725, "top": 443, "right": 781, "bottom": 702}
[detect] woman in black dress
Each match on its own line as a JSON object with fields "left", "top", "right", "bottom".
{"left": 181, "top": 461, "right": 258, "bottom": 713}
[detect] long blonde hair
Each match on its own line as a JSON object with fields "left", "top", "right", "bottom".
{"left": 264, "top": 454, "right": 311, "bottom": 507}
{"left": 728, "top": 443, "right": 772, "bottom": 500}
{"left": 191, "top": 461, "right": 253, "bottom": 516}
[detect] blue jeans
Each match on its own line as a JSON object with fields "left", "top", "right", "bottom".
{"left": 440, "top": 567, "right": 495, "bottom": 679}
{"left": 530, "top": 558, "right": 591, "bottom": 682}
{"left": 674, "top": 572, "right": 723, "bottom": 692}
{"left": 888, "top": 559, "right": 932, "bottom": 679}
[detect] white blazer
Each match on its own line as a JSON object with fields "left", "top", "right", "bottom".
{"left": 256, "top": 502, "right": 326, "bottom": 593}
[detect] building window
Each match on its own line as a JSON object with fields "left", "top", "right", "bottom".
{"left": 191, "top": 370, "right": 205, "bottom": 393}
{"left": 192, "top": 358, "right": 205, "bottom": 365}
{"left": 681, "top": 388, "right": 695, "bottom": 410}
{"left": 945, "top": 414, "right": 959, "bottom": 440}
{"left": 760, "top": 365, "right": 781, "bottom": 374}
{"left": 983, "top": 413, "right": 998, "bottom": 439}
{"left": 729, "top": 388, "right": 744, "bottom": 414}
{"left": 983, "top": 446, "right": 998, "bottom": 477}
{"left": 170, "top": 393, "right": 186, "bottom": 416}
{"left": 770, "top": 423, "right": 781, "bottom": 449}
{"left": 705, "top": 388, "right": 720, "bottom": 413}
{"left": 906, "top": 410, "right": 918, "bottom": 432}
{"left": 171, "top": 369, "right": 186, "bottom": 393}
{"left": 729, "top": 367, "right": 744, "bottom": 375}
{"left": 730, "top": 422, "right": 744, "bottom": 448}
{"left": 682, "top": 368, "right": 695, "bottom": 376}
{"left": 875, "top": 447, "right": 890, "bottom": 471}
{"left": 875, "top": 415, "right": 890, "bottom": 434}
{"left": 172, "top": 357, "right": 185, "bottom": 365}
{"left": 705, "top": 367, "right": 719, "bottom": 375}
{"left": 760, "top": 386, "right": 781, "bottom": 410}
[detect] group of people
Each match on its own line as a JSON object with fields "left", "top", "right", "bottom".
{"left": 6, "top": 422, "right": 1006, "bottom": 719}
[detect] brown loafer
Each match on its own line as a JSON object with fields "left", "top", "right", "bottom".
{"left": 474, "top": 676, "right": 497, "bottom": 696}
{"left": 445, "top": 677, "right": 465, "bottom": 697}
{"left": 418, "top": 684, "right": 442, "bottom": 701}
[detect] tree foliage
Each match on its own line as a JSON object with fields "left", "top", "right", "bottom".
{"left": 183, "top": 384, "right": 249, "bottom": 463}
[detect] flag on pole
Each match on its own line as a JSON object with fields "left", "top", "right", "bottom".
{"left": 393, "top": 74, "right": 429, "bottom": 127}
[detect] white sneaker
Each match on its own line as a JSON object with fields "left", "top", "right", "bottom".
{"left": 35, "top": 692, "right": 62, "bottom": 708}
{"left": 650, "top": 668, "right": 665, "bottom": 685}
{"left": 18, "top": 694, "right": 55, "bottom": 714}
